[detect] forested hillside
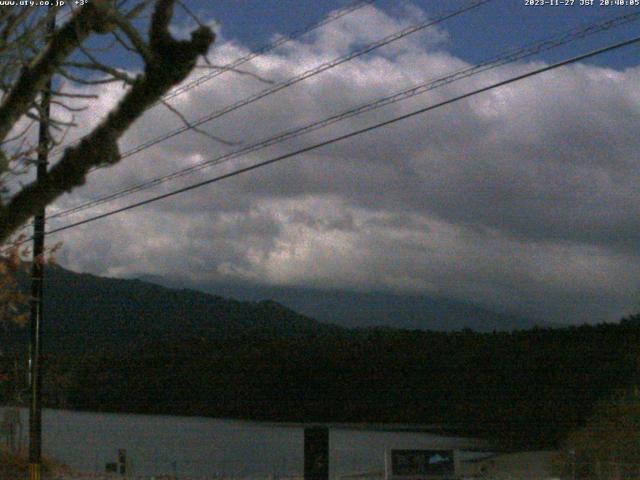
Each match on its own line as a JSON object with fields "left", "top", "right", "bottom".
{"left": 2, "top": 266, "right": 639, "bottom": 449}
{"left": 60, "top": 321, "right": 638, "bottom": 448}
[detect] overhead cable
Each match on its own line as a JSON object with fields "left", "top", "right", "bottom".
{"left": 161, "top": 0, "right": 377, "bottom": 103}
{"left": 113, "top": 0, "right": 493, "bottom": 161}
{"left": 47, "top": 10, "right": 640, "bottom": 222}
{"left": 48, "top": 0, "right": 377, "bottom": 158}
{"left": 42, "top": 34, "right": 640, "bottom": 237}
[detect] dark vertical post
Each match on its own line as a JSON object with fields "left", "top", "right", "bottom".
{"left": 118, "top": 448, "right": 127, "bottom": 475}
{"left": 28, "top": 9, "right": 55, "bottom": 480}
{"left": 304, "top": 426, "right": 329, "bottom": 480}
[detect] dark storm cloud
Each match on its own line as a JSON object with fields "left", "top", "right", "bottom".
{"left": 50, "top": 5, "right": 640, "bottom": 323}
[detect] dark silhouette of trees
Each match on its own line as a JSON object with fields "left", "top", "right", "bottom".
{"left": 0, "top": 1, "right": 215, "bottom": 244}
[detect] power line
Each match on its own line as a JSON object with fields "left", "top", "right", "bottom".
{"left": 42, "top": 35, "right": 640, "bottom": 238}
{"left": 161, "top": 0, "right": 377, "bottom": 103}
{"left": 111, "top": 0, "right": 492, "bottom": 161}
{"left": 46, "top": 10, "right": 640, "bottom": 222}
{"left": 48, "top": 0, "right": 376, "bottom": 158}
{"left": 8, "top": 0, "right": 490, "bottom": 241}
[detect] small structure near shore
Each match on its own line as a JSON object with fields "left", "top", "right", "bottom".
{"left": 385, "top": 449, "right": 460, "bottom": 479}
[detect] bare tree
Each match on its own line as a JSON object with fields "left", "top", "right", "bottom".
{"left": 0, "top": 0, "right": 216, "bottom": 244}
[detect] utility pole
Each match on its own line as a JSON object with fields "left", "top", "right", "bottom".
{"left": 29, "top": 8, "right": 55, "bottom": 480}
{"left": 304, "top": 426, "right": 329, "bottom": 480}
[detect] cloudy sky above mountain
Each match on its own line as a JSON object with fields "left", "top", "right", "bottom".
{"left": 32, "top": 0, "right": 640, "bottom": 325}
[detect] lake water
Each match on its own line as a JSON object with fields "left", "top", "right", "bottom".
{"left": 1, "top": 407, "right": 481, "bottom": 478}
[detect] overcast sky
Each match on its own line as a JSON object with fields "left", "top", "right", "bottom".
{"left": 26, "top": 0, "right": 640, "bottom": 325}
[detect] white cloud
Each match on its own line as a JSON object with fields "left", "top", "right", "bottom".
{"left": 45, "top": 3, "right": 640, "bottom": 324}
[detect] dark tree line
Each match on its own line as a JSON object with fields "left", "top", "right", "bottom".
{"left": 53, "top": 319, "right": 640, "bottom": 449}
{"left": 3, "top": 266, "right": 639, "bottom": 449}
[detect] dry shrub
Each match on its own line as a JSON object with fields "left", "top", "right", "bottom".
{"left": 0, "top": 447, "right": 68, "bottom": 479}
{"left": 554, "top": 390, "right": 640, "bottom": 479}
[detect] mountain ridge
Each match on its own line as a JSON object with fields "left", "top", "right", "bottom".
{"left": 7, "top": 264, "right": 556, "bottom": 358}
{"left": 11, "top": 265, "right": 344, "bottom": 355}
{"left": 4, "top": 264, "right": 638, "bottom": 449}
{"left": 134, "top": 273, "right": 554, "bottom": 332}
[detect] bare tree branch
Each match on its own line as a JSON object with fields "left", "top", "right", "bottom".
{"left": 160, "top": 99, "right": 239, "bottom": 146}
{"left": 0, "top": 0, "right": 215, "bottom": 243}
{"left": 50, "top": 100, "right": 88, "bottom": 113}
{"left": 0, "top": 118, "right": 35, "bottom": 147}
{"left": 0, "top": 2, "right": 121, "bottom": 142}
{"left": 63, "top": 61, "right": 136, "bottom": 84}
{"left": 106, "top": 9, "right": 155, "bottom": 64}
{"left": 58, "top": 66, "right": 124, "bottom": 85}
{"left": 50, "top": 90, "right": 99, "bottom": 99}
{"left": 111, "top": 29, "right": 139, "bottom": 55}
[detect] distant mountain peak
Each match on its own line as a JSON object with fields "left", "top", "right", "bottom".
{"left": 30, "top": 266, "right": 554, "bottom": 336}
{"left": 10, "top": 266, "right": 345, "bottom": 355}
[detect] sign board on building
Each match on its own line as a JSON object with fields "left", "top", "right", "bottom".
{"left": 385, "top": 449, "right": 459, "bottom": 479}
